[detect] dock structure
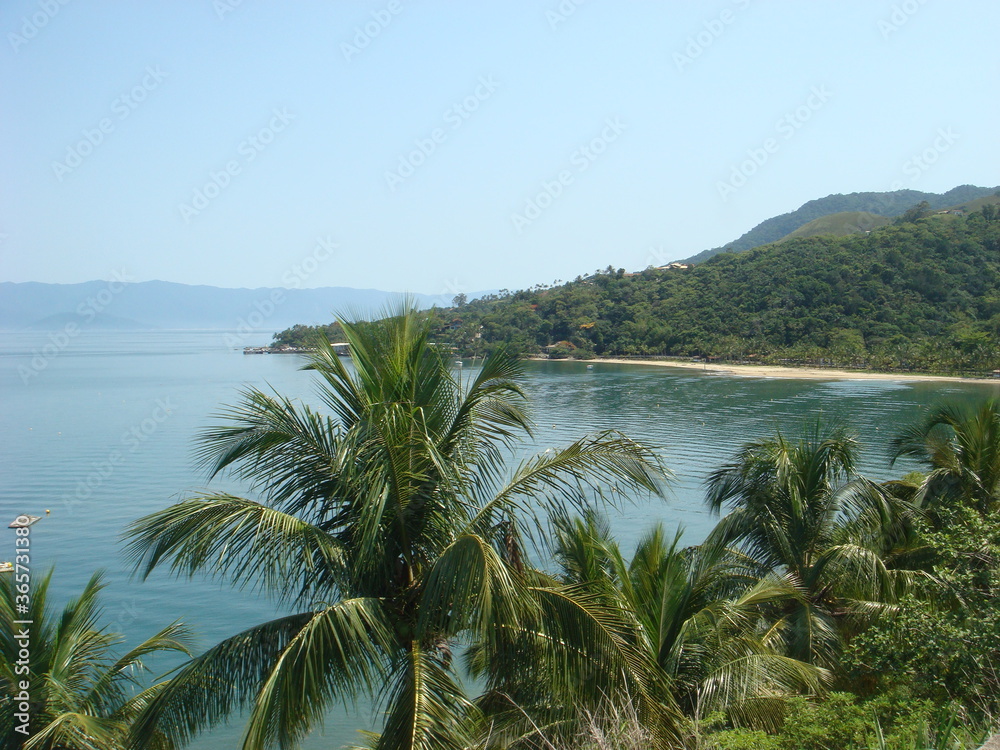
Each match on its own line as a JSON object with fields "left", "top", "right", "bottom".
{"left": 242, "top": 344, "right": 350, "bottom": 356}
{"left": 8, "top": 515, "right": 41, "bottom": 528}
{"left": 242, "top": 345, "right": 322, "bottom": 355}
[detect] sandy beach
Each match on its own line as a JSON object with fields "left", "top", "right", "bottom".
{"left": 574, "top": 358, "right": 1000, "bottom": 385}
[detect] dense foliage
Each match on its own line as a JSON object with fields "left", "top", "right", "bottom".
{"left": 124, "top": 308, "right": 679, "bottom": 750}
{"left": 426, "top": 209, "right": 1000, "bottom": 373}
{"left": 275, "top": 209, "right": 1000, "bottom": 375}
{"left": 270, "top": 321, "right": 345, "bottom": 349}
{"left": 685, "top": 184, "right": 998, "bottom": 263}
{"left": 0, "top": 571, "right": 192, "bottom": 750}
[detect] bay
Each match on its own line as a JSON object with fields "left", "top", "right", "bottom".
{"left": 2, "top": 330, "right": 997, "bottom": 748}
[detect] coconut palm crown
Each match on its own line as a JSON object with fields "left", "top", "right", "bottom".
{"left": 123, "top": 307, "right": 673, "bottom": 750}
{"left": 703, "top": 422, "right": 916, "bottom": 667}
{"left": 891, "top": 398, "right": 1000, "bottom": 519}
{"left": 549, "top": 513, "right": 824, "bottom": 732}
{"left": 0, "top": 570, "right": 192, "bottom": 750}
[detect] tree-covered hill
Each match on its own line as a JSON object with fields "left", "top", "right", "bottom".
{"left": 275, "top": 207, "right": 1000, "bottom": 374}
{"left": 683, "top": 184, "right": 999, "bottom": 263}
{"left": 777, "top": 211, "right": 891, "bottom": 242}
{"left": 439, "top": 208, "right": 1000, "bottom": 372}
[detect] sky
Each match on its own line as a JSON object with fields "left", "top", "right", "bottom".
{"left": 2, "top": 1, "right": 998, "bottom": 298}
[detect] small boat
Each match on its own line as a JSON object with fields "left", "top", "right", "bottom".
{"left": 586, "top": 364, "right": 594, "bottom": 370}
{"left": 454, "top": 360, "right": 463, "bottom": 366}
{"left": 8, "top": 515, "right": 41, "bottom": 529}
{"left": 0, "top": 562, "right": 12, "bottom": 573}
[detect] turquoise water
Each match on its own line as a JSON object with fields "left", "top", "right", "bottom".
{"left": 2, "top": 331, "right": 997, "bottom": 748}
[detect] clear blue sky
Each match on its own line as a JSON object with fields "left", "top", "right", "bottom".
{"left": 3, "top": 1, "right": 997, "bottom": 296}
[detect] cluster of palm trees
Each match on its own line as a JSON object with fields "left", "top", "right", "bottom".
{"left": 0, "top": 572, "right": 193, "bottom": 749}
{"left": 3, "top": 307, "right": 998, "bottom": 750}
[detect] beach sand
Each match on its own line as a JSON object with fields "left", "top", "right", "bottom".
{"left": 572, "top": 358, "right": 1000, "bottom": 385}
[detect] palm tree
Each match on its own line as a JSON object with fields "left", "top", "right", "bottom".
{"left": 890, "top": 398, "right": 1000, "bottom": 519}
{"left": 123, "top": 307, "right": 674, "bottom": 750}
{"left": 547, "top": 514, "right": 823, "bottom": 735}
{"left": 703, "top": 422, "right": 915, "bottom": 668}
{"left": 0, "top": 569, "right": 192, "bottom": 750}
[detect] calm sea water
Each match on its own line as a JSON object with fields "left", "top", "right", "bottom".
{"left": 2, "top": 330, "right": 997, "bottom": 748}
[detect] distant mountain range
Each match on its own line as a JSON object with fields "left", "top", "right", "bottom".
{"left": 0, "top": 280, "right": 463, "bottom": 332}
{"left": 681, "top": 184, "right": 1000, "bottom": 263}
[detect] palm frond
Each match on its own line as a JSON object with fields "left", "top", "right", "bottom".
{"left": 1, "top": 570, "right": 190, "bottom": 750}
{"left": 122, "top": 495, "right": 346, "bottom": 603}
{"left": 82, "top": 620, "right": 194, "bottom": 718}
{"left": 131, "top": 600, "right": 392, "bottom": 750}
{"left": 470, "top": 432, "right": 669, "bottom": 538}
{"left": 891, "top": 399, "right": 1000, "bottom": 517}
{"left": 240, "top": 599, "right": 396, "bottom": 750}
{"left": 194, "top": 389, "right": 344, "bottom": 513}
{"left": 697, "top": 651, "right": 825, "bottom": 728}
{"left": 417, "top": 533, "right": 527, "bottom": 643}
{"left": 375, "top": 641, "right": 476, "bottom": 750}
{"left": 524, "top": 585, "right": 682, "bottom": 746}
{"left": 24, "top": 711, "right": 120, "bottom": 750}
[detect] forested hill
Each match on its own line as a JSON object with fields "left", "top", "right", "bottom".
{"left": 273, "top": 208, "right": 1000, "bottom": 374}
{"left": 683, "top": 184, "right": 999, "bottom": 263}
{"left": 434, "top": 208, "right": 1000, "bottom": 373}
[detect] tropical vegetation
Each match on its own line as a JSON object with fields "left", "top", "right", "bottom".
{"left": 5, "top": 309, "right": 999, "bottom": 749}
{"left": 550, "top": 514, "right": 824, "bottom": 730}
{"left": 685, "top": 183, "right": 997, "bottom": 263}
{"left": 703, "top": 424, "right": 920, "bottom": 669}
{"left": 121, "top": 307, "right": 680, "bottom": 750}
{"left": 0, "top": 570, "right": 192, "bottom": 750}
{"left": 275, "top": 206, "right": 1000, "bottom": 376}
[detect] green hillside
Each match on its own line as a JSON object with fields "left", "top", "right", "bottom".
{"left": 276, "top": 206, "right": 1000, "bottom": 375}
{"left": 683, "top": 184, "right": 999, "bottom": 263}
{"left": 938, "top": 193, "right": 1000, "bottom": 214}
{"left": 434, "top": 208, "right": 1000, "bottom": 374}
{"left": 778, "top": 211, "right": 891, "bottom": 241}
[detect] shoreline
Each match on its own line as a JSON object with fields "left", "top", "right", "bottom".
{"left": 551, "top": 357, "right": 1000, "bottom": 385}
